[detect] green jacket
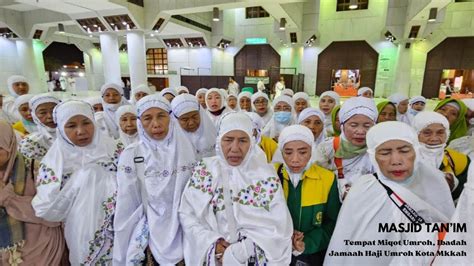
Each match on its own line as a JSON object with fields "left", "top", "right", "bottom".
{"left": 275, "top": 163, "right": 340, "bottom": 254}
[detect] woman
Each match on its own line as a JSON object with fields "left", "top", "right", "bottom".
{"left": 0, "top": 121, "right": 66, "bottom": 265}
{"left": 2, "top": 75, "right": 29, "bottom": 124}
{"left": 226, "top": 93, "right": 239, "bottom": 111}
{"left": 195, "top": 88, "right": 208, "bottom": 109}
{"left": 298, "top": 108, "right": 326, "bottom": 146}
{"left": 115, "top": 105, "right": 139, "bottom": 147}
{"left": 130, "top": 84, "right": 151, "bottom": 105}
{"left": 413, "top": 111, "right": 470, "bottom": 200}
{"left": 171, "top": 94, "right": 217, "bottom": 158}
{"left": 179, "top": 112, "right": 292, "bottom": 265}
{"left": 238, "top": 91, "right": 252, "bottom": 112}
{"left": 205, "top": 88, "right": 229, "bottom": 127}
{"left": 293, "top": 92, "right": 310, "bottom": 117}
{"left": 314, "top": 97, "right": 377, "bottom": 200}
{"left": 325, "top": 121, "right": 455, "bottom": 266}
{"left": 12, "top": 94, "right": 36, "bottom": 136}
{"left": 433, "top": 164, "right": 474, "bottom": 266}
{"left": 19, "top": 94, "right": 60, "bottom": 162}
{"left": 160, "top": 88, "right": 178, "bottom": 103}
{"left": 262, "top": 95, "right": 296, "bottom": 141}
{"left": 32, "top": 100, "right": 123, "bottom": 264}
{"left": 408, "top": 95, "right": 426, "bottom": 117}
{"left": 388, "top": 92, "right": 410, "bottom": 125}
{"left": 114, "top": 95, "right": 197, "bottom": 265}
{"left": 245, "top": 111, "right": 278, "bottom": 163}
{"left": 101, "top": 83, "right": 129, "bottom": 139}
{"left": 357, "top": 87, "right": 373, "bottom": 98}
{"left": 283, "top": 88, "right": 294, "bottom": 97}
{"left": 376, "top": 101, "right": 397, "bottom": 123}
{"left": 434, "top": 98, "right": 468, "bottom": 143}
{"left": 319, "top": 91, "right": 340, "bottom": 136}
{"left": 275, "top": 125, "right": 340, "bottom": 266}
{"left": 176, "top": 86, "right": 189, "bottom": 95}
{"left": 251, "top": 91, "right": 273, "bottom": 126}
{"left": 330, "top": 105, "right": 341, "bottom": 137}
{"left": 85, "top": 96, "right": 104, "bottom": 113}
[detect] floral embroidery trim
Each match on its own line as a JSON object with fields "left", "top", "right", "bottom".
{"left": 189, "top": 161, "right": 280, "bottom": 212}
{"left": 129, "top": 218, "right": 149, "bottom": 265}
{"left": 96, "top": 142, "right": 124, "bottom": 172}
{"left": 36, "top": 163, "right": 59, "bottom": 186}
{"left": 82, "top": 192, "right": 116, "bottom": 265}
{"left": 20, "top": 137, "right": 47, "bottom": 161}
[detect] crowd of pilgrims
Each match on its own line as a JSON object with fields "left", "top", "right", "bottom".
{"left": 0, "top": 74, "right": 473, "bottom": 265}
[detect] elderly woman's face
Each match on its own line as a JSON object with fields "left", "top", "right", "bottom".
{"left": 35, "top": 102, "right": 57, "bottom": 128}
{"left": 418, "top": 123, "right": 447, "bottom": 146}
{"left": 135, "top": 92, "right": 148, "bottom": 102}
{"left": 239, "top": 97, "right": 251, "bottom": 112}
{"left": 361, "top": 90, "right": 373, "bottom": 98}
{"left": 436, "top": 104, "right": 459, "bottom": 126}
{"left": 253, "top": 97, "right": 268, "bottom": 115}
{"left": 294, "top": 99, "right": 308, "bottom": 114}
{"left": 398, "top": 100, "right": 409, "bottom": 114}
{"left": 282, "top": 140, "right": 312, "bottom": 173}
{"left": 207, "top": 92, "right": 222, "bottom": 112}
{"left": 178, "top": 110, "right": 201, "bottom": 133}
{"left": 319, "top": 96, "right": 336, "bottom": 115}
{"left": 12, "top": 82, "right": 29, "bottom": 95}
{"left": 301, "top": 115, "right": 324, "bottom": 140}
{"left": 377, "top": 104, "right": 397, "bottom": 123}
{"left": 375, "top": 140, "right": 415, "bottom": 182}
{"left": 103, "top": 88, "right": 121, "bottom": 104}
{"left": 343, "top": 114, "right": 374, "bottom": 146}
{"left": 197, "top": 93, "right": 207, "bottom": 109}
{"left": 18, "top": 103, "right": 33, "bottom": 122}
{"left": 140, "top": 107, "right": 170, "bottom": 140}
{"left": 220, "top": 130, "right": 251, "bottom": 166}
{"left": 227, "top": 96, "right": 237, "bottom": 109}
{"left": 119, "top": 113, "right": 137, "bottom": 135}
{"left": 64, "top": 115, "right": 95, "bottom": 147}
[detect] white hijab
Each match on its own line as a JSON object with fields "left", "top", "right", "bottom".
{"left": 251, "top": 92, "right": 273, "bottom": 126}
{"left": 101, "top": 83, "right": 129, "bottom": 139}
{"left": 14, "top": 94, "right": 37, "bottom": 133}
{"left": 275, "top": 125, "right": 314, "bottom": 188}
{"left": 176, "top": 86, "right": 189, "bottom": 94}
{"left": 412, "top": 111, "right": 450, "bottom": 169}
{"left": 19, "top": 94, "right": 61, "bottom": 160}
{"left": 226, "top": 92, "right": 240, "bottom": 111}
{"left": 113, "top": 94, "right": 197, "bottom": 265}
{"left": 114, "top": 105, "right": 139, "bottom": 147}
{"left": 237, "top": 91, "right": 252, "bottom": 112}
{"left": 171, "top": 94, "right": 217, "bottom": 158}
{"left": 32, "top": 100, "right": 120, "bottom": 264}
{"left": 7, "top": 75, "right": 28, "bottom": 98}
{"left": 130, "top": 84, "right": 152, "bottom": 104}
{"left": 261, "top": 95, "right": 296, "bottom": 138}
{"left": 179, "top": 112, "right": 292, "bottom": 265}
{"left": 160, "top": 87, "right": 178, "bottom": 100}
{"left": 338, "top": 96, "right": 377, "bottom": 142}
{"left": 408, "top": 95, "right": 426, "bottom": 116}
{"left": 388, "top": 92, "right": 411, "bottom": 124}
{"left": 357, "top": 86, "right": 373, "bottom": 97}
{"left": 205, "top": 88, "right": 229, "bottom": 126}
{"left": 326, "top": 121, "right": 455, "bottom": 266}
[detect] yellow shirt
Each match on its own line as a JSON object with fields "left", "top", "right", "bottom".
{"left": 259, "top": 135, "right": 278, "bottom": 163}
{"left": 12, "top": 120, "right": 28, "bottom": 135}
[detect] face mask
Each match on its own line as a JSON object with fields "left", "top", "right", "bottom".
{"left": 408, "top": 108, "right": 419, "bottom": 116}
{"left": 105, "top": 102, "right": 121, "bottom": 112}
{"left": 274, "top": 111, "right": 292, "bottom": 124}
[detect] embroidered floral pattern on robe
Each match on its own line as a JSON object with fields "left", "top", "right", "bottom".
{"left": 19, "top": 136, "right": 48, "bottom": 161}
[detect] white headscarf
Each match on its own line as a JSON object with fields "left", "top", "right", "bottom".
{"left": 29, "top": 93, "right": 60, "bottom": 145}
{"left": 130, "top": 84, "right": 152, "bottom": 104}
{"left": 176, "top": 86, "right": 189, "bottom": 94}
{"left": 357, "top": 87, "right": 373, "bottom": 97}
{"left": 14, "top": 94, "right": 37, "bottom": 133}
{"left": 276, "top": 125, "right": 314, "bottom": 187}
{"left": 339, "top": 96, "right": 377, "bottom": 125}
{"left": 85, "top": 96, "right": 102, "bottom": 108}
{"left": 261, "top": 95, "right": 296, "bottom": 139}
{"left": 226, "top": 92, "right": 239, "bottom": 111}
{"left": 244, "top": 111, "right": 265, "bottom": 144}
{"left": 292, "top": 92, "right": 310, "bottom": 105}
{"left": 282, "top": 88, "right": 294, "bottom": 97}
{"left": 101, "top": 83, "right": 129, "bottom": 139}
{"left": 179, "top": 111, "right": 292, "bottom": 265}
{"left": 33, "top": 100, "right": 120, "bottom": 264}
{"left": 114, "top": 105, "right": 139, "bottom": 147}
{"left": 251, "top": 91, "right": 273, "bottom": 126}
{"left": 320, "top": 91, "right": 340, "bottom": 106}
{"left": 297, "top": 107, "right": 327, "bottom": 146}
{"left": 412, "top": 111, "right": 450, "bottom": 169}
{"left": 159, "top": 87, "right": 178, "bottom": 99}
{"left": 113, "top": 94, "right": 196, "bottom": 265}
{"left": 205, "top": 88, "right": 225, "bottom": 110}
{"left": 408, "top": 96, "right": 427, "bottom": 116}
{"left": 237, "top": 91, "right": 252, "bottom": 111}
{"left": 195, "top": 88, "right": 208, "bottom": 97}
{"left": 388, "top": 92, "right": 411, "bottom": 124}
{"left": 7, "top": 75, "right": 28, "bottom": 98}
{"left": 326, "top": 121, "right": 455, "bottom": 266}
{"left": 171, "top": 94, "right": 217, "bottom": 158}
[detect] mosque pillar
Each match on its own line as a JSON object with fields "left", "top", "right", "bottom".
{"left": 393, "top": 44, "right": 413, "bottom": 96}
{"left": 99, "top": 33, "right": 122, "bottom": 85}
{"left": 126, "top": 30, "right": 148, "bottom": 88}
{"left": 16, "top": 39, "right": 44, "bottom": 93}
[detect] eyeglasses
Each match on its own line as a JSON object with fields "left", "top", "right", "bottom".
{"left": 254, "top": 99, "right": 268, "bottom": 105}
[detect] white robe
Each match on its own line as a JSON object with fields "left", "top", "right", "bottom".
{"left": 113, "top": 121, "right": 197, "bottom": 265}
{"left": 325, "top": 163, "right": 455, "bottom": 266}
{"left": 274, "top": 82, "right": 285, "bottom": 98}
{"left": 448, "top": 134, "right": 474, "bottom": 160}
{"left": 179, "top": 148, "right": 293, "bottom": 265}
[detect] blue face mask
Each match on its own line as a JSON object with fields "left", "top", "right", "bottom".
{"left": 408, "top": 108, "right": 419, "bottom": 116}
{"left": 274, "top": 111, "right": 292, "bottom": 124}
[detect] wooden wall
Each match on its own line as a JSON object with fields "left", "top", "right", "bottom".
{"left": 316, "top": 41, "right": 378, "bottom": 96}
{"left": 422, "top": 37, "right": 474, "bottom": 98}
{"left": 180, "top": 76, "right": 232, "bottom": 94}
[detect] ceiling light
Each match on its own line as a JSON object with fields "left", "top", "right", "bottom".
{"left": 349, "top": 0, "right": 358, "bottom": 10}
{"left": 122, "top": 21, "right": 127, "bottom": 25}
{"left": 93, "top": 24, "right": 98, "bottom": 28}
{"left": 150, "top": 33, "right": 155, "bottom": 37}
{"left": 213, "top": 7, "right": 220, "bottom": 22}
{"left": 110, "top": 23, "right": 115, "bottom": 26}
{"left": 279, "top": 18, "right": 286, "bottom": 30}
{"left": 89, "top": 34, "right": 93, "bottom": 37}
{"left": 428, "top": 8, "right": 437, "bottom": 22}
